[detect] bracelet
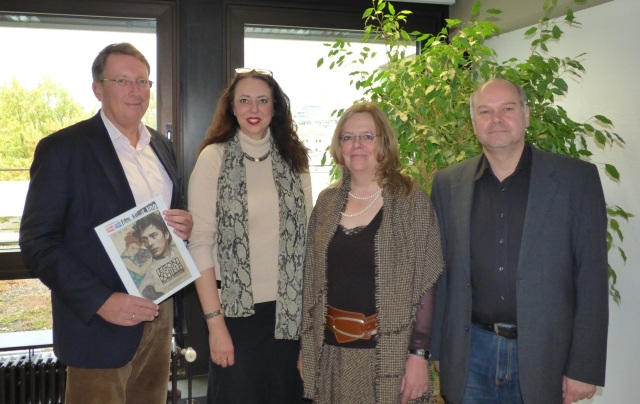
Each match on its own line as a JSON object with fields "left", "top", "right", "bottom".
{"left": 203, "top": 308, "right": 224, "bottom": 320}
{"left": 408, "top": 348, "right": 431, "bottom": 360}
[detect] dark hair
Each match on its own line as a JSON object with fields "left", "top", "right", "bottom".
{"left": 132, "top": 212, "right": 169, "bottom": 241}
{"left": 329, "top": 101, "right": 413, "bottom": 195}
{"left": 92, "top": 42, "right": 150, "bottom": 82}
{"left": 198, "top": 70, "right": 309, "bottom": 173}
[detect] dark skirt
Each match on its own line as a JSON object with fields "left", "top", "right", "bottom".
{"left": 207, "top": 301, "right": 304, "bottom": 404}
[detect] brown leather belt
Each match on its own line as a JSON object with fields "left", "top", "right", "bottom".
{"left": 326, "top": 305, "right": 378, "bottom": 343}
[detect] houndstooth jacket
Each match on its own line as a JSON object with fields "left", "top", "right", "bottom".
{"left": 300, "top": 174, "right": 443, "bottom": 403}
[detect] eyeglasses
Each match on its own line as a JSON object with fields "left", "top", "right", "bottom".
{"left": 339, "top": 133, "right": 377, "bottom": 144}
{"left": 99, "top": 78, "right": 154, "bottom": 89}
{"left": 234, "top": 68, "right": 273, "bottom": 77}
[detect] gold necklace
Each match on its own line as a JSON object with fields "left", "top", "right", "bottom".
{"left": 243, "top": 150, "right": 270, "bottom": 162}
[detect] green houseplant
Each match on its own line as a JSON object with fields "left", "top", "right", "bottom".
{"left": 318, "top": 0, "right": 631, "bottom": 303}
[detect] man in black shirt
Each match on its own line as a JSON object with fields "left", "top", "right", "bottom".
{"left": 431, "top": 78, "right": 608, "bottom": 404}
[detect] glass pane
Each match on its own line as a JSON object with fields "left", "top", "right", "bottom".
{"left": 244, "top": 27, "right": 416, "bottom": 202}
{"left": 0, "top": 14, "right": 156, "bottom": 335}
{"left": 0, "top": 279, "right": 52, "bottom": 333}
{"left": 0, "top": 14, "right": 156, "bottom": 252}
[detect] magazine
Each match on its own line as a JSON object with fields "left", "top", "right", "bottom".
{"left": 95, "top": 195, "right": 200, "bottom": 304}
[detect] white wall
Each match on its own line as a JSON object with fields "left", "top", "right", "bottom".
{"left": 486, "top": 0, "right": 640, "bottom": 401}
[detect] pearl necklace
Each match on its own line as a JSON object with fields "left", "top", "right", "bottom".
{"left": 340, "top": 191, "right": 382, "bottom": 218}
{"left": 348, "top": 188, "right": 382, "bottom": 200}
{"left": 243, "top": 150, "right": 270, "bottom": 162}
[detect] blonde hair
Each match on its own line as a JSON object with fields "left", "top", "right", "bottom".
{"left": 329, "top": 102, "right": 412, "bottom": 195}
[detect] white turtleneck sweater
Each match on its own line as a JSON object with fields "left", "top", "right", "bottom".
{"left": 188, "top": 130, "right": 312, "bottom": 304}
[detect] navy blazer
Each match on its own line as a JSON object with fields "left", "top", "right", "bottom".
{"left": 430, "top": 146, "right": 609, "bottom": 403}
{"left": 19, "top": 112, "right": 184, "bottom": 368}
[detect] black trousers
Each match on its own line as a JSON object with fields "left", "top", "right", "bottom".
{"left": 207, "top": 301, "right": 304, "bottom": 404}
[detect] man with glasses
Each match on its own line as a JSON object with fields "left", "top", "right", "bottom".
{"left": 19, "top": 43, "right": 192, "bottom": 404}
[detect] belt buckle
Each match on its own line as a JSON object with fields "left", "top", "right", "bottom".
{"left": 330, "top": 315, "right": 366, "bottom": 339}
{"left": 493, "top": 322, "right": 516, "bottom": 339}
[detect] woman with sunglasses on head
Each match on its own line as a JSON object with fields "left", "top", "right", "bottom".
{"left": 188, "top": 68, "right": 312, "bottom": 403}
{"left": 299, "top": 102, "right": 443, "bottom": 403}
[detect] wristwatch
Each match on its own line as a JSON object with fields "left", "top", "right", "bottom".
{"left": 409, "top": 348, "right": 431, "bottom": 360}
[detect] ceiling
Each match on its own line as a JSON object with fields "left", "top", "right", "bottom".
{"left": 448, "top": 0, "right": 613, "bottom": 34}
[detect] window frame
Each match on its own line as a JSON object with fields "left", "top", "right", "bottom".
{"left": 0, "top": 0, "right": 177, "bottom": 280}
{"left": 223, "top": 2, "right": 447, "bottom": 83}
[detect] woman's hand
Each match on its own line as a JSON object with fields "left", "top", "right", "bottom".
{"left": 400, "top": 354, "right": 430, "bottom": 403}
{"left": 164, "top": 209, "right": 193, "bottom": 241}
{"left": 297, "top": 350, "right": 304, "bottom": 381}
{"left": 208, "top": 319, "right": 235, "bottom": 368}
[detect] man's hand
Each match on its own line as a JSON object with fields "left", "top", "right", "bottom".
{"left": 562, "top": 376, "right": 596, "bottom": 403}
{"left": 164, "top": 209, "right": 193, "bottom": 240}
{"left": 97, "top": 292, "right": 159, "bottom": 326}
{"left": 400, "top": 354, "right": 430, "bottom": 404}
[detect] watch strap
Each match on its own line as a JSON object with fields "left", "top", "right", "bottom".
{"left": 408, "top": 348, "right": 431, "bottom": 360}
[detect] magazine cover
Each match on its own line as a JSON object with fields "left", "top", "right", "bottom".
{"left": 95, "top": 195, "right": 200, "bottom": 304}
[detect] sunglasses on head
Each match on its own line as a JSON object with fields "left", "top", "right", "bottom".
{"left": 234, "top": 68, "right": 273, "bottom": 77}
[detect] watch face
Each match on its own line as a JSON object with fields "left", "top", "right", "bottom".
{"left": 410, "top": 349, "right": 430, "bottom": 359}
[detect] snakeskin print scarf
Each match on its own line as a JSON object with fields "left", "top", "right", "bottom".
{"left": 217, "top": 134, "right": 307, "bottom": 339}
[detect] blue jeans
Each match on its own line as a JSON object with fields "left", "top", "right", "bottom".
{"left": 460, "top": 324, "right": 523, "bottom": 404}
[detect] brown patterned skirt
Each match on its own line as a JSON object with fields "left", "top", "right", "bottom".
{"left": 313, "top": 344, "right": 438, "bottom": 403}
{"left": 315, "top": 344, "right": 376, "bottom": 403}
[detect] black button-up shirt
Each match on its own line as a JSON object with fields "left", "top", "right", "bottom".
{"left": 470, "top": 142, "right": 532, "bottom": 325}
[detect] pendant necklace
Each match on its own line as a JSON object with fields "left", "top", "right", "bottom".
{"left": 341, "top": 191, "right": 382, "bottom": 218}
{"left": 348, "top": 188, "right": 382, "bottom": 200}
{"left": 243, "top": 150, "right": 270, "bottom": 162}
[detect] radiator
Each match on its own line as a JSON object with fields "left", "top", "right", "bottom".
{"left": 0, "top": 351, "right": 66, "bottom": 404}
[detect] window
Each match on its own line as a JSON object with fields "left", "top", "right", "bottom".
{"left": 0, "top": 14, "right": 157, "bottom": 247}
{"left": 243, "top": 27, "right": 416, "bottom": 201}
{"left": 0, "top": 13, "right": 157, "bottom": 334}
{"left": 162, "top": 0, "right": 446, "bottom": 376}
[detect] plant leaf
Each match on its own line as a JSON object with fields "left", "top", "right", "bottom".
{"left": 605, "top": 164, "right": 620, "bottom": 180}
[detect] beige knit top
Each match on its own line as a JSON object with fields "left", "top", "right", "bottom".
{"left": 188, "top": 130, "right": 313, "bottom": 304}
